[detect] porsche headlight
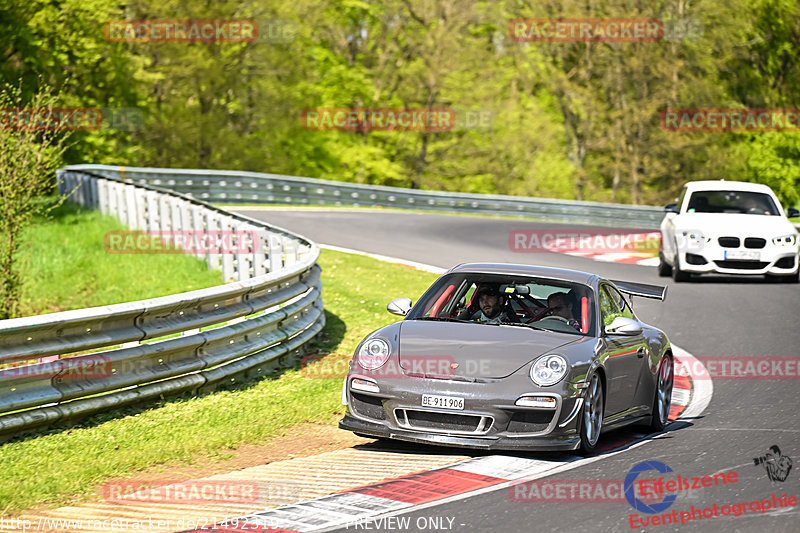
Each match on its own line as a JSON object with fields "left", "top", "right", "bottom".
{"left": 357, "top": 338, "right": 390, "bottom": 370}
{"left": 529, "top": 354, "right": 568, "bottom": 387}
{"left": 772, "top": 234, "right": 798, "bottom": 247}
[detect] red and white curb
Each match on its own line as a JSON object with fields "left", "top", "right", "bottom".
{"left": 178, "top": 347, "right": 707, "bottom": 533}
{"left": 321, "top": 242, "right": 660, "bottom": 270}
{"left": 542, "top": 231, "right": 661, "bottom": 267}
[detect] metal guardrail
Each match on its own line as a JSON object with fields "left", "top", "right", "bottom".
{"left": 64, "top": 164, "right": 666, "bottom": 229}
{"left": 0, "top": 169, "right": 324, "bottom": 438}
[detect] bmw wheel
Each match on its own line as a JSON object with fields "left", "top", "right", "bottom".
{"left": 671, "top": 252, "right": 689, "bottom": 282}
{"left": 579, "top": 374, "right": 604, "bottom": 453}
{"left": 657, "top": 252, "right": 672, "bottom": 277}
{"left": 650, "top": 356, "right": 673, "bottom": 432}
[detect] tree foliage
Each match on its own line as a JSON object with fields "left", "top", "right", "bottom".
{"left": 0, "top": 84, "right": 71, "bottom": 318}
{"left": 1, "top": 0, "right": 798, "bottom": 210}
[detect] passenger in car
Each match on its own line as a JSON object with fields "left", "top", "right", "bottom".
{"left": 547, "top": 292, "right": 581, "bottom": 330}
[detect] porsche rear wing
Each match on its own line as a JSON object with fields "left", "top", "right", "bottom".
{"left": 611, "top": 280, "right": 667, "bottom": 301}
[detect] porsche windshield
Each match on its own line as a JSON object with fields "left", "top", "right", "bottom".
{"left": 686, "top": 190, "right": 780, "bottom": 215}
{"left": 407, "top": 273, "right": 596, "bottom": 336}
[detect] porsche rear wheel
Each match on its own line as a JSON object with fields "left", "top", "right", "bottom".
{"left": 579, "top": 374, "right": 604, "bottom": 453}
{"left": 650, "top": 356, "right": 674, "bottom": 432}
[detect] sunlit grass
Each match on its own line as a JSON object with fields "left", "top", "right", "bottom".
{"left": 14, "top": 200, "right": 222, "bottom": 317}
{"left": 0, "top": 249, "right": 437, "bottom": 515}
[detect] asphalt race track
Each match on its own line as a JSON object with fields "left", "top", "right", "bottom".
{"left": 238, "top": 208, "right": 799, "bottom": 533}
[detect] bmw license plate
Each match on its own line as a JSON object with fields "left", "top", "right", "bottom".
{"left": 421, "top": 394, "right": 464, "bottom": 410}
{"left": 724, "top": 250, "right": 761, "bottom": 260}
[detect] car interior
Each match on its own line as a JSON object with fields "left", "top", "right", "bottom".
{"left": 412, "top": 274, "right": 597, "bottom": 336}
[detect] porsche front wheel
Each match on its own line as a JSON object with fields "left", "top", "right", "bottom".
{"left": 579, "top": 374, "right": 604, "bottom": 453}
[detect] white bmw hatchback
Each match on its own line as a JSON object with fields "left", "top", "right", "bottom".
{"left": 659, "top": 181, "right": 800, "bottom": 282}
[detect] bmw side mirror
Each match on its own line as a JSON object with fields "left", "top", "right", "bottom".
{"left": 664, "top": 203, "right": 678, "bottom": 214}
{"left": 605, "top": 316, "right": 643, "bottom": 336}
{"left": 387, "top": 297, "right": 412, "bottom": 316}
{"left": 787, "top": 207, "right": 799, "bottom": 219}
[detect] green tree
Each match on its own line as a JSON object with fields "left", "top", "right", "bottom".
{"left": 0, "top": 84, "right": 71, "bottom": 319}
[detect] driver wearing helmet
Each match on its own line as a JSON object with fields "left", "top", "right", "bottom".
{"left": 546, "top": 292, "right": 580, "bottom": 330}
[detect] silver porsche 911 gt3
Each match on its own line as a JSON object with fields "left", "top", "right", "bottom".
{"left": 339, "top": 263, "right": 673, "bottom": 453}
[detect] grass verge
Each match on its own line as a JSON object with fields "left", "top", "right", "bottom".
{"left": 14, "top": 200, "right": 222, "bottom": 317}
{"left": 0, "top": 249, "right": 437, "bottom": 515}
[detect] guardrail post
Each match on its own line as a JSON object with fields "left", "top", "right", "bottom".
{"left": 284, "top": 236, "right": 297, "bottom": 267}
{"left": 268, "top": 234, "right": 283, "bottom": 272}
{"left": 124, "top": 184, "right": 138, "bottom": 229}
{"left": 134, "top": 188, "right": 147, "bottom": 230}
{"left": 220, "top": 215, "right": 235, "bottom": 281}
{"left": 180, "top": 200, "right": 192, "bottom": 253}
{"left": 191, "top": 205, "right": 205, "bottom": 261}
{"left": 115, "top": 181, "right": 127, "bottom": 225}
{"left": 98, "top": 179, "right": 109, "bottom": 215}
{"left": 253, "top": 229, "right": 267, "bottom": 277}
{"left": 205, "top": 211, "right": 222, "bottom": 272}
{"left": 146, "top": 190, "right": 160, "bottom": 234}
{"left": 108, "top": 181, "right": 119, "bottom": 216}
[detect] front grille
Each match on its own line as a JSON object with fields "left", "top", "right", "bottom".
{"left": 399, "top": 409, "right": 489, "bottom": 433}
{"left": 776, "top": 256, "right": 796, "bottom": 269}
{"left": 744, "top": 238, "right": 766, "bottom": 249}
{"left": 506, "top": 410, "right": 555, "bottom": 434}
{"left": 714, "top": 260, "right": 769, "bottom": 270}
{"left": 351, "top": 393, "right": 386, "bottom": 420}
{"left": 718, "top": 237, "right": 740, "bottom": 248}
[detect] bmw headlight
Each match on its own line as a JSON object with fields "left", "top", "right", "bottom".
{"left": 680, "top": 230, "right": 710, "bottom": 248}
{"left": 357, "top": 338, "right": 390, "bottom": 370}
{"left": 772, "top": 234, "right": 798, "bottom": 247}
{"left": 529, "top": 354, "right": 568, "bottom": 387}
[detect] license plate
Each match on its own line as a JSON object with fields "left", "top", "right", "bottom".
{"left": 724, "top": 250, "right": 761, "bottom": 260}
{"left": 421, "top": 394, "right": 464, "bottom": 410}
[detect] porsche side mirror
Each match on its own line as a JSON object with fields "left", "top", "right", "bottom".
{"left": 387, "top": 297, "right": 412, "bottom": 316}
{"left": 605, "top": 316, "right": 643, "bottom": 336}
{"left": 664, "top": 203, "right": 678, "bottom": 214}
{"left": 787, "top": 207, "right": 800, "bottom": 219}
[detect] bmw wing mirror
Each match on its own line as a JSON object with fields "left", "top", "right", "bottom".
{"left": 387, "top": 297, "right": 412, "bottom": 316}
{"left": 664, "top": 203, "right": 678, "bottom": 214}
{"left": 787, "top": 207, "right": 799, "bottom": 219}
{"left": 604, "top": 316, "right": 643, "bottom": 336}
